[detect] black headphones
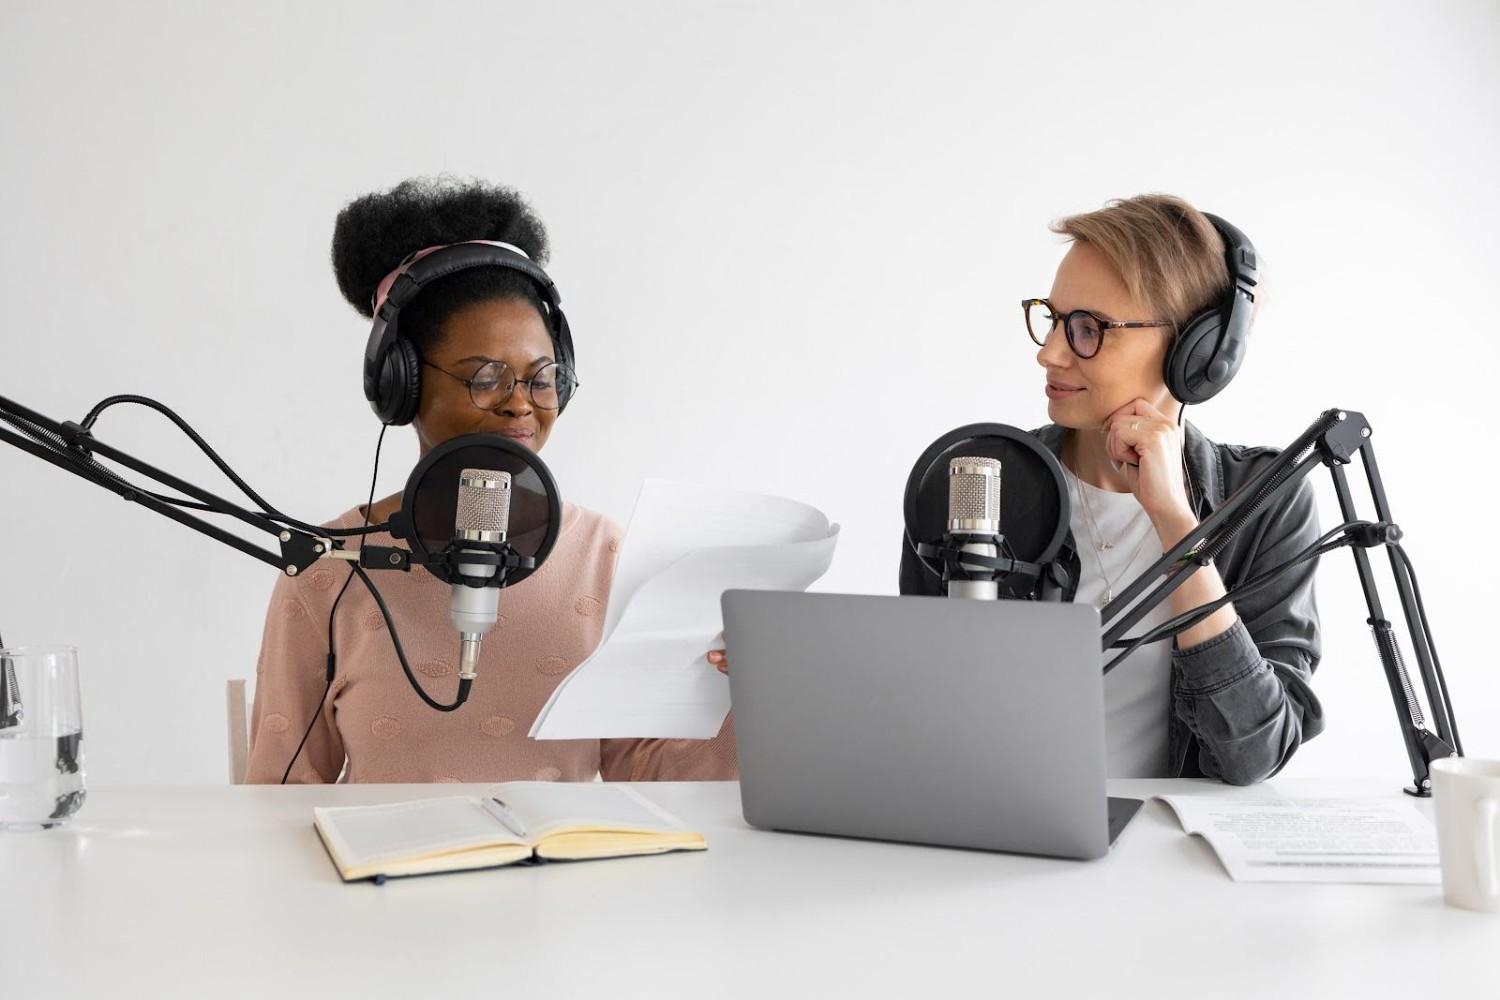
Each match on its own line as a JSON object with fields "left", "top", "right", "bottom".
{"left": 1162, "top": 213, "right": 1259, "bottom": 405}
{"left": 361, "top": 240, "right": 578, "bottom": 425}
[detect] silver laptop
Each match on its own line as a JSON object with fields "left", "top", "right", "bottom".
{"left": 721, "top": 590, "right": 1142, "bottom": 860}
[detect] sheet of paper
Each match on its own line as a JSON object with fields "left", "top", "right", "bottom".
{"left": 530, "top": 480, "right": 838, "bottom": 739}
{"left": 1158, "top": 795, "right": 1441, "bottom": 884}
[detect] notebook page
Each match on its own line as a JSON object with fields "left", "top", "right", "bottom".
{"left": 317, "top": 797, "right": 521, "bottom": 867}
{"left": 490, "top": 782, "right": 692, "bottom": 840}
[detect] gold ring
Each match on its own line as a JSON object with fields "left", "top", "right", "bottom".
{"left": 1131, "top": 420, "right": 1141, "bottom": 431}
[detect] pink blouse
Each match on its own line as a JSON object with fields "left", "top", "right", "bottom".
{"left": 245, "top": 502, "right": 737, "bottom": 783}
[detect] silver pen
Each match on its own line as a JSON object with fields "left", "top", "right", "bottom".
{"left": 483, "top": 795, "right": 529, "bottom": 839}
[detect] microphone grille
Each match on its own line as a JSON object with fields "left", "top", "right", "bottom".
{"left": 456, "top": 469, "right": 512, "bottom": 537}
{"left": 948, "top": 456, "right": 1001, "bottom": 530}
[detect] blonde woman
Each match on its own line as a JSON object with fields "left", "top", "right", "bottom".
{"left": 901, "top": 194, "right": 1322, "bottom": 785}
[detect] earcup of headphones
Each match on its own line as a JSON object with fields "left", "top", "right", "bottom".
{"left": 1164, "top": 311, "right": 1228, "bottom": 405}
{"left": 374, "top": 338, "right": 423, "bottom": 426}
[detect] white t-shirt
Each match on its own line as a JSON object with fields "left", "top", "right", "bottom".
{"left": 1062, "top": 466, "right": 1174, "bottom": 778}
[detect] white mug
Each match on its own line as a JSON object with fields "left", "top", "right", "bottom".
{"left": 1431, "top": 757, "right": 1500, "bottom": 914}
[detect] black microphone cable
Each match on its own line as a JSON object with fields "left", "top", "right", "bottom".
{"left": 1, "top": 394, "right": 390, "bottom": 538}
{"left": 72, "top": 394, "right": 389, "bottom": 538}
{"left": 280, "top": 423, "right": 387, "bottom": 784}
{"left": 278, "top": 422, "right": 474, "bottom": 783}
{"left": 1103, "top": 529, "right": 1460, "bottom": 758}
{"left": 352, "top": 562, "right": 472, "bottom": 713}
{"left": 1101, "top": 520, "right": 1365, "bottom": 675}
{"left": 1176, "top": 401, "right": 1203, "bottom": 517}
{"left": 1103, "top": 523, "right": 1356, "bottom": 669}
{"left": 79, "top": 394, "right": 289, "bottom": 519}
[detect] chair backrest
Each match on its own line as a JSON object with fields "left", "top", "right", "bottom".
{"left": 226, "top": 678, "right": 249, "bottom": 784}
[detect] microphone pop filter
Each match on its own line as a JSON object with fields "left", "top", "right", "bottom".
{"left": 903, "top": 423, "right": 1070, "bottom": 598}
{"left": 390, "top": 433, "right": 562, "bottom": 586}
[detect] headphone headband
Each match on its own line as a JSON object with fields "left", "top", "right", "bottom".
{"left": 1202, "top": 212, "right": 1259, "bottom": 349}
{"left": 371, "top": 240, "right": 535, "bottom": 316}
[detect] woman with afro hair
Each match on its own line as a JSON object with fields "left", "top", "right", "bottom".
{"left": 245, "top": 177, "right": 737, "bottom": 784}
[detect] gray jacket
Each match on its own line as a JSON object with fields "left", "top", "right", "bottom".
{"left": 898, "top": 421, "right": 1324, "bottom": 785}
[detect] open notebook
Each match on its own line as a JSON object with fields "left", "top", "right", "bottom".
{"left": 313, "top": 781, "right": 706, "bottom": 883}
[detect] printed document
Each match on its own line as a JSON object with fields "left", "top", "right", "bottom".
{"left": 1159, "top": 795, "right": 1440, "bottom": 884}
{"left": 530, "top": 480, "right": 838, "bottom": 739}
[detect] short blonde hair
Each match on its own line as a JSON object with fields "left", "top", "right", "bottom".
{"left": 1051, "top": 194, "right": 1229, "bottom": 329}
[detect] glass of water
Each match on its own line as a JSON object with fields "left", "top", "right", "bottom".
{"left": 0, "top": 645, "right": 85, "bottom": 830}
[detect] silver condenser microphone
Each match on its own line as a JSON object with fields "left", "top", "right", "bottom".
{"left": 946, "top": 456, "right": 1001, "bottom": 600}
{"left": 451, "top": 469, "right": 512, "bottom": 681}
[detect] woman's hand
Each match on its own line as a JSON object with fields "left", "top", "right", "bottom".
{"left": 1104, "top": 398, "right": 1196, "bottom": 538}
{"left": 1106, "top": 398, "right": 1238, "bottom": 647}
{"left": 707, "top": 631, "right": 728, "bottom": 674}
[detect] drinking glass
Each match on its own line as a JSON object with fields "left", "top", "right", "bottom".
{"left": 0, "top": 645, "right": 85, "bottom": 830}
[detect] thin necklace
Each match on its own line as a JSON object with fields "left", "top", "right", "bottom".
{"left": 1068, "top": 470, "right": 1155, "bottom": 605}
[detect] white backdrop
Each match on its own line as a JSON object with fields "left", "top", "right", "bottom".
{"left": 2, "top": 0, "right": 1495, "bottom": 785}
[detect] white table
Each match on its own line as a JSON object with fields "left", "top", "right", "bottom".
{"left": 2, "top": 779, "right": 1491, "bottom": 999}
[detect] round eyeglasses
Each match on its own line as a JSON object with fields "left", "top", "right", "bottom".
{"left": 421, "top": 358, "right": 578, "bottom": 411}
{"left": 1023, "top": 297, "right": 1174, "bottom": 359}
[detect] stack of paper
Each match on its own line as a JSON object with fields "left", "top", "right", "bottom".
{"left": 530, "top": 480, "right": 839, "bottom": 740}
